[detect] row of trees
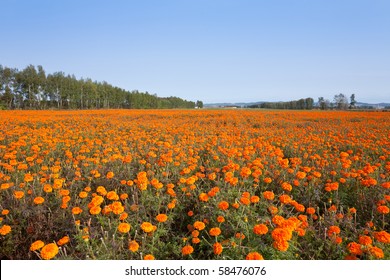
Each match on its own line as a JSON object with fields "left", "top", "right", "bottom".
{"left": 245, "top": 94, "right": 358, "bottom": 110}
{"left": 318, "top": 93, "right": 356, "bottom": 110}
{"left": 247, "top": 98, "right": 315, "bottom": 110}
{"left": 0, "top": 64, "right": 200, "bottom": 109}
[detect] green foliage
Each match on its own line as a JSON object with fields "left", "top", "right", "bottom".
{"left": 247, "top": 98, "right": 314, "bottom": 110}
{"left": 0, "top": 64, "right": 198, "bottom": 110}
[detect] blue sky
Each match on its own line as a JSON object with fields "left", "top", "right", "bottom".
{"left": 1, "top": 0, "right": 389, "bottom": 103}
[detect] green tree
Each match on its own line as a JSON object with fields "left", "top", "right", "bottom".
{"left": 350, "top": 94, "right": 357, "bottom": 109}
{"left": 333, "top": 93, "right": 348, "bottom": 110}
{"left": 196, "top": 100, "right": 203, "bottom": 108}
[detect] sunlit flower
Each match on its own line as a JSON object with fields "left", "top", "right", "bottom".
{"left": 182, "top": 245, "right": 194, "bottom": 255}
{"left": 141, "top": 222, "right": 155, "bottom": 233}
{"left": 253, "top": 224, "right": 268, "bottom": 235}
{"left": 128, "top": 240, "right": 140, "bottom": 252}
{"left": 246, "top": 252, "right": 264, "bottom": 260}
{"left": 143, "top": 254, "right": 155, "bottom": 260}
{"left": 209, "top": 227, "right": 221, "bottom": 237}
{"left": 33, "top": 196, "right": 45, "bottom": 205}
{"left": 40, "top": 243, "right": 59, "bottom": 260}
{"left": 213, "top": 242, "right": 223, "bottom": 255}
{"left": 155, "top": 214, "right": 168, "bottom": 223}
{"left": 57, "top": 236, "right": 70, "bottom": 246}
{"left": 30, "top": 240, "right": 45, "bottom": 251}
{"left": 0, "top": 225, "right": 11, "bottom": 236}
{"left": 117, "top": 222, "right": 131, "bottom": 233}
{"left": 193, "top": 221, "right": 206, "bottom": 231}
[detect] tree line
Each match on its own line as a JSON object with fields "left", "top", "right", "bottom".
{"left": 247, "top": 97, "right": 315, "bottom": 110}
{"left": 0, "top": 64, "right": 201, "bottom": 110}
{"left": 318, "top": 93, "right": 356, "bottom": 110}
{"left": 246, "top": 94, "right": 358, "bottom": 110}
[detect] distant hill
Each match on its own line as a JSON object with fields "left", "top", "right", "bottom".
{"left": 204, "top": 102, "right": 266, "bottom": 108}
{"left": 204, "top": 101, "right": 390, "bottom": 109}
{"left": 355, "top": 102, "right": 390, "bottom": 108}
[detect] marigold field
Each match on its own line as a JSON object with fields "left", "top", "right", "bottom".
{"left": 0, "top": 109, "right": 389, "bottom": 260}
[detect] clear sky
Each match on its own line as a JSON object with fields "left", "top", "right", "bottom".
{"left": 1, "top": 0, "right": 389, "bottom": 104}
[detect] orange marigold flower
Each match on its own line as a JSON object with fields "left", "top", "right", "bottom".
{"left": 281, "top": 182, "right": 292, "bottom": 192}
{"left": 250, "top": 195, "right": 260, "bottom": 203}
{"left": 327, "top": 226, "right": 341, "bottom": 237}
{"left": 262, "top": 191, "right": 275, "bottom": 200}
{"left": 246, "top": 252, "right": 264, "bottom": 260}
{"left": 1, "top": 183, "right": 11, "bottom": 190}
{"left": 106, "top": 191, "right": 119, "bottom": 201}
{"left": 369, "top": 246, "right": 384, "bottom": 259}
{"left": 240, "top": 167, "right": 252, "bottom": 178}
{"left": 89, "top": 206, "right": 101, "bottom": 215}
{"left": 193, "top": 221, "right": 206, "bottom": 231}
{"left": 128, "top": 240, "right": 139, "bottom": 252}
{"left": 218, "top": 201, "right": 229, "bottom": 210}
{"left": 240, "top": 196, "right": 250, "bottom": 205}
{"left": 182, "top": 245, "right": 194, "bottom": 255}
{"left": 253, "top": 224, "right": 268, "bottom": 235}
{"left": 344, "top": 255, "right": 359, "bottom": 260}
{"left": 111, "top": 201, "right": 125, "bottom": 215}
{"left": 263, "top": 177, "right": 272, "bottom": 184}
{"left": 143, "top": 254, "right": 155, "bottom": 260}
{"left": 141, "top": 222, "right": 155, "bottom": 233}
{"left": 199, "top": 193, "right": 209, "bottom": 202}
{"left": 209, "top": 227, "right": 222, "bottom": 237}
{"left": 347, "top": 242, "right": 363, "bottom": 255}
{"left": 296, "top": 171, "right": 306, "bottom": 180}
{"left": 57, "top": 236, "right": 70, "bottom": 246}
{"left": 268, "top": 206, "right": 278, "bottom": 215}
{"left": 120, "top": 193, "right": 128, "bottom": 200}
{"left": 167, "top": 202, "right": 176, "bottom": 209}
{"left": 358, "top": 235, "right": 372, "bottom": 246}
{"left": 96, "top": 186, "right": 107, "bottom": 196}
{"left": 306, "top": 207, "right": 315, "bottom": 215}
{"left": 72, "top": 207, "right": 83, "bottom": 215}
{"left": 24, "top": 173, "right": 34, "bottom": 182}
{"left": 13, "top": 191, "right": 25, "bottom": 199}
{"left": 155, "top": 214, "right": 168, "bottom": 223}
{"left": 79, "top": 191, "right": 88, "bottom": 199}
{"left": 213, "top": 242, "right": 223, "bottom": 255}
{"left": 272, "top": 215, "right": 285, "bottom": 227}
{"left": 296, "top": 227, "right": 306, "bottom": 237}
{"left": 294, "top": 204, "right": 305, "bottom": 212}
{"left": 91, "top": 195, "right": 104, "bottom": 205}
{"left": 119, "top": 212, "right": 128, "bottom": 221}
{"left": 33, "top": 196, "right": 45, "bottom": 205}
{"left": 40, "top": 243, "right": 59, "bottom": 260}
{"left": 192, "top": 237, "right": 201, "bottom": 244}
{"left": 232, "top": 202, "right": 240, "bottom": 209}
{"left": 30, "top": 240, "right": 45, "bottom": 251}
{"left": 217, "top": 216, "right": 225, "bottom": 223}
{"left": 106, "top": 171, "right": 114, "bottom": 179}
{"left": 377, "top": 205, "right": 389, "bottom": 214}
{"left": 271, "top": 228, "right": 292, "bottom": 242}
{"left": 273, "top": 240, "right": 289, "bottom": 251}
{"left": 373, "top": 231, "right": 390, "bottom": 244}
{"left": 117, "top": 222, "right": 131, "bottom": 233}
{"left": 0, "top": 225, "right": 11, "bottom": 236}
{"left": 279, "top": 194, "right": 291, "bottom": 204}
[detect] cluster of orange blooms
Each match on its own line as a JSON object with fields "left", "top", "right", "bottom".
{"left": 0, "top": 109, "right": 389, "bottom": 259}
